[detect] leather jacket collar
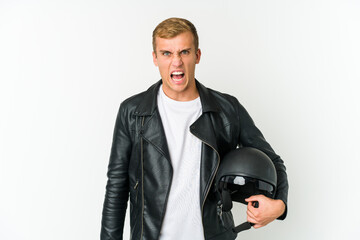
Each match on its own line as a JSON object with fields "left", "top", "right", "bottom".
{"left": 134, "top": 79, "right": 220, "bottom": 116}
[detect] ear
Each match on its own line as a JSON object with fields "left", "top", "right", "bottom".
{"left": 152, "top": 51, "right": 158, "bottom": 66}
{"left": 195, "top": 48, "right": 201, "bottom": 64}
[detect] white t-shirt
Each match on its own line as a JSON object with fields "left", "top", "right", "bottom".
{"left": 157, "top": 85, "right": 205, "bottom": 240}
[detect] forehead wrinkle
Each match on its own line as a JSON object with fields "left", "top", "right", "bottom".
{"left": 158, "top": 47, "right": 192, "bottom": 54}
{"left": 156, "top": 41, "right": 193, "bottom": 51}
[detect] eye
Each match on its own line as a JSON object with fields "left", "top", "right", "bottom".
{"left": 181, "top": 50, "right": 189, "bottom": 55}
{"left": 162, "top": 51, "right": 171, "bottom": 56}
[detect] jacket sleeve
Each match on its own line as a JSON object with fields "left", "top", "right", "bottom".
{"left": 101, "top": 103, "right": 132, "bottom": 239}
{"left": 235, "top": 99, "right": 289, "bottom": 220}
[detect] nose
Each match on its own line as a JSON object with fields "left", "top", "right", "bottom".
{"left": 171, "top": 54, "right": 183, "bottom": 67}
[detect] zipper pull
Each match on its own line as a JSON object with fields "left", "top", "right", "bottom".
{"left": 217, "top": 201, "right": 225, "bottom": 226}
{"left": 134, "top": 180, "right": 139, "bottom": 190}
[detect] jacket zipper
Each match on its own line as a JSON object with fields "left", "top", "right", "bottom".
{"left": 140, "top": 116, "right": 145, "bottom": 239}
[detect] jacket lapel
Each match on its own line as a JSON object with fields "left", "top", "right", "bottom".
{"left": 141, "top": 111, "right": 171, "bottom": 162}
{"left": 190, "top": 113, "right": 220, "bottom": 206}
{"left": 134, "top": 80, "right": 171, "bottom": 162}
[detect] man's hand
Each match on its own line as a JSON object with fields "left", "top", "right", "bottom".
{"left": 245, "top": 195, "right": 285, "bottom": 229}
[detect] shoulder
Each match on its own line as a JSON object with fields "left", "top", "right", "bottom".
{"left": 119, "top": 80, "right": 161, "bottom": 115}
{"left": 120, "top": 90, "right": 148, "bottom": 111}
{"left": 204, "top": 85, "right": 243, "bottom": 115}
{"left": 208, "top": 87, "right": 239, "bottom": 105}
{"left": 208, "top": 87, "right": 252, "bottom": 119}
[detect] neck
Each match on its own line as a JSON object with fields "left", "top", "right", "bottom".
{"left": 162, "top": 87, "right": 199, "bottom": 102}
{"left": 161, "top": 80, "right": 199, "bottom": 101}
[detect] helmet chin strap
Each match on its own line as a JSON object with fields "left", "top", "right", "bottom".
{"left": 220, "top": 188, "right": 259, "bottom": 234}
{"left": 233, "top": 201, "right": 259, "bottom": 233}
{"left": 232, "top": 200, "right": 259, "bottom": 233}
{"left": 233, "top": 221, "right": 254, "bottom": 233}
{"left": 221, "top": 189, "right": 233, "bottom": 211}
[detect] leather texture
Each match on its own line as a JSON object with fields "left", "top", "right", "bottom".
{"left": 101, "top": 80, "right": 289, "bottom": 240}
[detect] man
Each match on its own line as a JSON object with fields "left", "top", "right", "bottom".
{"left": 101, "top": 17, "right": 288, "bottom": 240}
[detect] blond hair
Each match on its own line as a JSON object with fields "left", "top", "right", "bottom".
{"left": 152, "top": 17, "right": 199, "bottom": 53}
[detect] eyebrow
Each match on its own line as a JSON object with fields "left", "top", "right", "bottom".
{"left": 159, "top": 50, "right": 171, "bottom": 53}
{"left": 158, "top": 48, "right": 192, "bottom": 54}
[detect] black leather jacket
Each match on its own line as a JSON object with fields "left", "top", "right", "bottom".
{"left": 101, "top": 80, "right": 288, "bottom": 240}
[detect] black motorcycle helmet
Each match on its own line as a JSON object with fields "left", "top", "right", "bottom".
{"left": 215, "top": 147, "right": 277, "bottom": 233}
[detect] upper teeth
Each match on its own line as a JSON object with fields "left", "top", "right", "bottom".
{"left": 172, "top": 72, "right": 183, "bottom": 75}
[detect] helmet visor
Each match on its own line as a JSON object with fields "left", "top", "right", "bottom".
{"left": 220, "top": 175, "right": 275, "bottom": 203}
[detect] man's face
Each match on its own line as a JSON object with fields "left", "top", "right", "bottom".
{"left": 152, "top": 31, "right": 201, "bottom": 101}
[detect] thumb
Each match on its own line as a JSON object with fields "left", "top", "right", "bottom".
{"left": 245, "top": 195, "right": 259, "bottom": 203}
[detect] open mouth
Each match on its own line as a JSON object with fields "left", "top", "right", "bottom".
{"left": 171, "top": 71, "right": 185, "bottom": 81}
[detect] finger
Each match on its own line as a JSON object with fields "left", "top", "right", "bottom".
{"left": 245, "top": 194, "right": 264, "bottom": 203}
{"left": 245, "top": 195, "right": 258, "bottom": 202}
{"left": 246, "top": 209, "right": 256, "bottom": 220}
{"left": 247, "top": 214, "right": 258, "bottom": 225}
{"left": 252, "top": 224, "right": 264, "bottom": 229}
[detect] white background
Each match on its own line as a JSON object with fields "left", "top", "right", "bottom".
{"left": 1, "top": 0, "right": 359, "bottom": 239}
